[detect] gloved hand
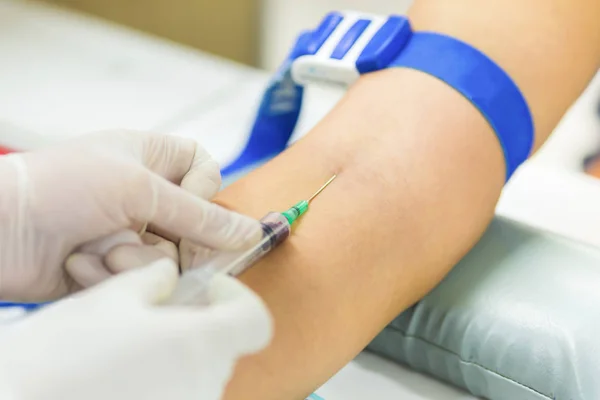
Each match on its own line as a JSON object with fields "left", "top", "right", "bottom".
{"left": 0, "top": 258, "right": 272, "bottom": 400}
{"left": 0, "top": 131, "right": 261, "bottom": 301}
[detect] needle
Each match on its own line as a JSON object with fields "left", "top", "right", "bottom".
{"left": 308, "top": 174, "right": 337, "bottom": 203}
{"left": 281, "top": 174, "right": 337, "bottom": 224}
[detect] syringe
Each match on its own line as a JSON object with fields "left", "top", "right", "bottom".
{"left": 166, "top": 175, "right": 337, "bottom": 306}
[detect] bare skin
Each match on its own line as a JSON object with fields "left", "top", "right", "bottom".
{"left": 217, "top": 1, "right": 600, "bottom": 399}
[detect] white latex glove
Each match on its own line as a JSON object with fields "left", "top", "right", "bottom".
{"left": 0, "top": 258, "right": 272, "bottom": 400}
{"left": 0, "top": 131, "right": 261, "bottom": 301}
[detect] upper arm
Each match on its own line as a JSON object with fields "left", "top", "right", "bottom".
{"left": 410, "top": 0, "right": 600, "bottom": 148}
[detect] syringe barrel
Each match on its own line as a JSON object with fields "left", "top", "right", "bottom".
{"left": 166, "top": 212, "right": 291, "bottom": 306}
{"left": 227, "top": 212, "right": 290, "bottom": 276}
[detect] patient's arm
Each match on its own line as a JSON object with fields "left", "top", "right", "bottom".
{"left": 219, "top": 1, "right": 600, "bottom": 399}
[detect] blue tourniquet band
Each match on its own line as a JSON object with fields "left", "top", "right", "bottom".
{"left": 0, "top": 301, "right": 48, "bottom": 311}
{"left": 220, "top": 31, "right": 312, "bottom": 178}
{"left": 388, "top": 32, "right": 534, "bottom": 180}
{"left": 222, "top": 13, "right": 534, "bottom": 182}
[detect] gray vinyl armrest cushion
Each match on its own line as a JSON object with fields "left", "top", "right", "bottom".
{"left": 368, "top": 218, "right": 600, "bottom": 400}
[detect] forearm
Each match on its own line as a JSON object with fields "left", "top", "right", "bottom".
{"left": 219, "top": 68, "right": 503, "bottom": 400}
{"left": 220, "top": 1, "right": 600, "bottom": 399}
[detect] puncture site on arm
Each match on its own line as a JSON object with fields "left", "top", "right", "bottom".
{"left": 166, "top": 174, "right": 338, "bottom": 306}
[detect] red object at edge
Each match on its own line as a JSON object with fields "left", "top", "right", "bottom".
{"left": 0, "top": 146, "right": 15, "bottom": 155}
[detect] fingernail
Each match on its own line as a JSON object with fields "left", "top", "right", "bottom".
{"left": 198, "top": 204, "right": 263, "bottom": 249}
{"left": 241, "top": 219, "right": 263, "bottom": 247}
{"left": 225, "top": 212, "right": 263, "bottom": 249}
